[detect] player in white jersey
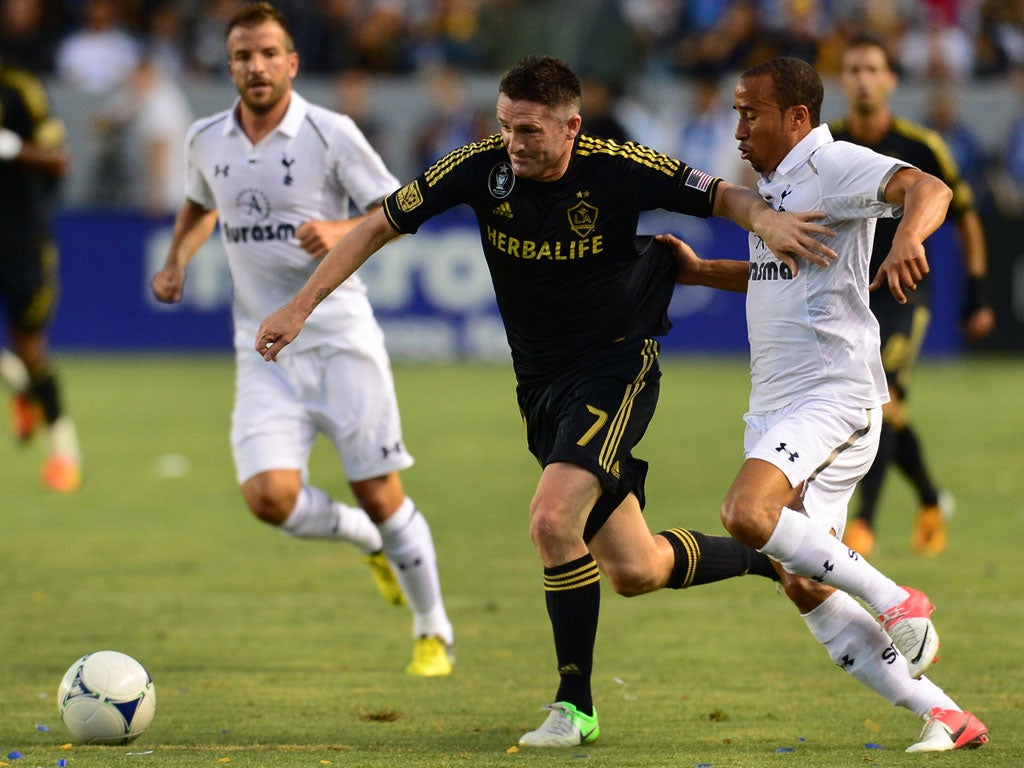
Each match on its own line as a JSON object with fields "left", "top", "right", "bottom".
{"left": 659, "top": 57, "right": 987, "bottom": 752}
{"left": 150, "top": 2, "right": 454, "bottom": 676}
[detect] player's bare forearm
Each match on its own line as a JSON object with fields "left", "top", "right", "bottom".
{"left": 657, "top": 233, "right": 748, "bottom": 292}
{"left": 152, "top": 200, "right": 217, "bottom": 303}
{"left": 712, "top": 182, "right": 836, "bottom": 272}
{"left": 258, "top": 208, "right": 399, "bottom": 360}
{"left": 886, "top": 169, "right": 952, "bottom": 247}
{"left": 871, "top": 169, "right": 952, "bottom": 301}
{"left": 954, "top": 209, "right": 988, "bottom": 278}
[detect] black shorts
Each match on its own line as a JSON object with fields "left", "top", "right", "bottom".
{"left": 877, "top": 304, "right": 931, "bottom": 399}
{"left": 0, "top": 239, "right": 58, "bottom": 329}
{"left": 517, "top": 338, "right": 661, "bottom": 509}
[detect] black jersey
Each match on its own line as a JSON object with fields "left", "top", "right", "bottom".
{"left": 829, "top": 115, "right": 974, "bottom": 314}
{"left": 0, "top": 67, "right": 63, "bottom": 246}
{"left": 383, "top": 134, "right": 722, "bottom": 384}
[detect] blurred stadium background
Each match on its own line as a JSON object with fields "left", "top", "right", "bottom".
{"left": 2, "top": 0, "right": 1020, "bottom": 359}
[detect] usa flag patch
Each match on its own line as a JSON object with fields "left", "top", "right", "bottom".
{"left": 684, "top": 168, "right": 715, "bottom": 192}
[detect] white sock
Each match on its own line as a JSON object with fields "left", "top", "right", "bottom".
{"left": 49, "top": 416, "right": 81, "bottom": 462}
{"left": 379, "top": 497, "right": 453, "bottom": 644}
{"left": 762, "top": 507, "right": 905, "bottom": 615}
{"left": 803, "top": 591, "right": 958, "bottom": 717}
{"left": 282, "top": 485, "right": 383, "bottom": 554}
{"left": 0, "top": 348, "right": 29, "bottom": 392}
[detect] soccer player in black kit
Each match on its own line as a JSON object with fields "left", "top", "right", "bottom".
{"left": 257, "top": 55, "right": 837, "bottom": 747}
{"left": 830, "top": 36, "right": 995, "bottom": 558}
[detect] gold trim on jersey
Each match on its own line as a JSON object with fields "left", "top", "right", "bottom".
{"left": 803, "top": 411, "right": 874, "bottom": 494}
{"left": 576, "top": 135, "right": 680, "bottom": 177}
{"left": 598, "top": 338, "right": 659, "bottom": 474}
{"left": 424, "top": 135, "right": 504, "bottom": 187}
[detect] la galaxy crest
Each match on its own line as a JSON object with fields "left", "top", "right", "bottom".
{"left": 567, "top": 200, "right": 598, "bottom": 237}
{"left": 488, "top": 163, "right": 514, "bottom": 199}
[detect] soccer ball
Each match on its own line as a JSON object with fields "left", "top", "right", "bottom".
{"left": 57, "top": 650, "right": 156, "bottom": 745}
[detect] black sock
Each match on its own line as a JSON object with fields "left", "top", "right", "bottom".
{"left": 894, "top": 424, "right": 939, "bottom": 506}
{"left": 856, "top": 421, "right": 897, "bottom": 527}
{"left": 658, "top": 528, "right": 780, "bottom": 588}
{"left": 28, "top": 370, "right": 62, "bottom": 425}
{"left": 544, "top": 554, "right": 600, "bottom": 716}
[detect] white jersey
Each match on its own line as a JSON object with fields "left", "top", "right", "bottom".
{"left": 185, "top": 91, "right": 399, "bottom": 352}
{"left": 746, "top": 124, "right": 908, "bottom": 412}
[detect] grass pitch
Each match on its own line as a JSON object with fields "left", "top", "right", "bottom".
{"left": 1, "top": 354, "right": 1022, "bottom": 767}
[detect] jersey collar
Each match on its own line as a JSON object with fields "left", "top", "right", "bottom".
{"left": 772, "top": 124, "right": 833, "bottom": 179}
{"left": 224, "top": 90, "right": 309, "bottom": 139}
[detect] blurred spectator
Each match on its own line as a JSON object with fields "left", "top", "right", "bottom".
{"left": 413, "top": 64, "right": 486, "bottom": 167}
{"left": 55, "top": 0, "right": 141, "bottom": 93}
{"left": 988, "top": 65, "right": 1024, "bottom": 218}
{"left": 0, "top": 0, "right": 64, "bottom": 73}
{"left": 477, "top": 0, "right": 636, "bottom": 81}
{"left": 304, "top": 0, "right": 413, "bottom": 74}
{"left": 93, "top": 56, "right": 193, "bottom": 215}
{"left": 335, "top": 67, "right": 392, "bottom": 168}
{"left": 924, "top": 84, "right": 990, "bottom": 211}
{"left": 143, "top": 0, "right": 189, "bottom": 80}
{"left": 898, "top": 0, "right": 977, "bottom": 80}
{"left": 407, "top": 0, "right": 484, "bottom": 70}
{"left": 664, "top": 72, "right": 753, "bottom": 185}
{"left": 579, "top": 76, "right": 629, "bottom": 142}
{"left": 977, "top": 0, "right": 1024, "bottom": 74}
{"left": 757, "top": 0, "right": 831, "bottom": 64}
{"left": 619, "top": 0, "right": 687, "bottom": 75}
{"left": 672, "top": 0, "right": 759, "bottom": 77}
{"left": 822, "top": 0, "right": 916, "bottom": 71}
{"left": 186, "top": 0, "right": 244, "bottom": 76}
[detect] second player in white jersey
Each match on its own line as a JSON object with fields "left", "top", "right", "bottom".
{"left": 746, "top": 124, "right": 907, "bottom": 412}
{"left": 152, "top": 2, "right": 455, "bottom": 677}
{"left": 660, "top": 56, "right": 987, "bottom": 753}
{"left": 186, "top": 90, "right": 395, "bottom": 353}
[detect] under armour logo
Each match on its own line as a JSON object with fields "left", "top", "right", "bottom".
{"left": 215, "top": 165, "right": 229, "bottom": 177}
{"left": 282, "top": 155, "right": 294, "bottom": 185}
{"left": 839, "top": 654, "right": 855, "bottom": 670}
{"left": 380, "top": 441, "right": 403, "bottom": 459}
{"left": 812, "top": 560, "right": 835, "bottom": 583}
{"left": 775, "top": 442, "right": 799, "bottom": 462}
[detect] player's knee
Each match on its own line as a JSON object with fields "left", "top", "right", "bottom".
{"left": 720, "top": 494, "right": 769, "bottom": 549}
{"left": 242, "top": 475, "right": 299, "bottom": 526}
{"left": 604, "top": 562, "right": 659, "bottom": 597}
{"left": 350, "top": 473, "right": 404, "bottom": 523}
{"left": 528, "top": 504, "right": 577, "bottom": 554}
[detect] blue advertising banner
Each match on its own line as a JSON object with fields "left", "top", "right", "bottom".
{"left": 49, "top": 209, "right": 966, "bottom": 358}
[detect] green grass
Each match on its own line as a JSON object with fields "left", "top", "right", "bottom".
{"left": 2, "top": 354, "right": 1022, "bottom": 767}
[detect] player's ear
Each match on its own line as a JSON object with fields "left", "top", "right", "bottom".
{"left": 567, "top": 113, "right": 582, "bottom": 139}
{"left": 788, "top": 104, "right": 810, "bottom": 131}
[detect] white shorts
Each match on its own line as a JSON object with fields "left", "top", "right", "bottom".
{"left": 231, "top": 323, "right": 413, "bottom": 485}
{"left": 743, "top": 397, "right": 881, "bottom": 538}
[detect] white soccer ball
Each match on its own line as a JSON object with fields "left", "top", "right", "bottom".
{"left": 57, "top": 650, "right": 156, "bottom": 745}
